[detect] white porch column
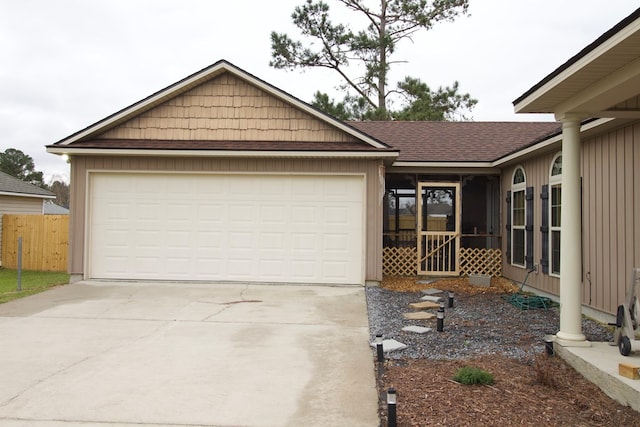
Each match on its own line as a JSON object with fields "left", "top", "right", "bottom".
{"left": 555, "top": 115, "right": 588, "bottom": 346}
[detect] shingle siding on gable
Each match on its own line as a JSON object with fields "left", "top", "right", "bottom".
{"left": 98, "top": 73, "right": 358, "bottom": 143}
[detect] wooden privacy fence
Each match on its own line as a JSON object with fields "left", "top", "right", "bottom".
{"left": 1, "top": 214, "right": 68, "bottom": 271}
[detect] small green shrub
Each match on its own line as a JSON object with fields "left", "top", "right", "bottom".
{"left": 453, "top": 366, "right": 494, "bottom": 385}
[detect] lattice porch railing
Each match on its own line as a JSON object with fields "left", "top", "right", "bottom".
{"left": 383, "top": 246, "right": 417, "bottom": 276}
{"left": 459, "top": 248, "right": 502, "bottom": 277}
{"left": 383, "top": 246, "right": 502, "bottom": 277}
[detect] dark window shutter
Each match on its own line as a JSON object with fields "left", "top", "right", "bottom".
{"left": 506, "top": 191, "right": 511, "bottom": 261}
{"left": 525, "top": 186, "right": 534, "bottom": 270}
{"left": 540, "top": 185, "right": 549, "bottom": 274}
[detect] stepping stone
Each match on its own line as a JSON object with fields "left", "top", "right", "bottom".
{"left": 420, "top": 295, "right": 443, "bottom": 302}
{"left": 403, "top": 311, "right": 436, "bottom": 320}
{"left": 402, "top": 325, "right": 432, "bottom": 334}
{"left": 370, "top": 339, "right": 407, "bottom": 352}
{"left": 409, "top": 301, "right": 440, "bottom": 309}
{"left": 421, "top": 288, "right": 443, "bottom": 295}
{"left": 417, "top": 279, "right": 436, "bottom": 285}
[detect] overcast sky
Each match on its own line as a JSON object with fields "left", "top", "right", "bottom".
{"left": 1, "top": 0, "right": 638, "bottom": 183}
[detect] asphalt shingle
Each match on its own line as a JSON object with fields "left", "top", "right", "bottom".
{"left": 0, "top": 171, "right": 54, "bottom": 197}
{"left": 348, "top": 121, "right": 561, "bottom": 162}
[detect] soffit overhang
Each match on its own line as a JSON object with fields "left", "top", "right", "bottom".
{"left": 514, "top": 8, "right": 640, "bottom": 120}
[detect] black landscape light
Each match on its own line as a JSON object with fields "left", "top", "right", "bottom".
{"left": 448, "top": 291, "right": 454, "bottom": 308}
{"left": 375, "top": 334, "right": 384, "bottom": 362}
{"left": 437, "top": 307, "right": 444, "bottom": 332}
{"left": 386, "top": 387, "right": 397, "bottom": 427}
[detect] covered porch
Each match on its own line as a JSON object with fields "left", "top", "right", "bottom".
{"left": 383, "top": 172, "right": 501, "bottom": 278}
{"left": 513, "top": 7, "right": 640, "bottom": 346}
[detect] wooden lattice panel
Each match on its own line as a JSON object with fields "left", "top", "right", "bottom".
{"left": 383, "top": 247, "right": 418, "bottom": 276}
{"left": 459, "top": 248, "right": 502, "bottom": 277}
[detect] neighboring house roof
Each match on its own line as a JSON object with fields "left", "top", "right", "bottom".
{"left": 348, "top": 121, "right": 561, "bottom": 163}
{"left": 43, "top": 200, "right": 69, "bottom": 214}
{"left": 0, "top": 171, "right": 55, "bottom": 199}
{"left": 47, "top": 60, "right": 397, "bottom": 160}
{"left": 514, "top": 7, "right": 640, "bottom": 118}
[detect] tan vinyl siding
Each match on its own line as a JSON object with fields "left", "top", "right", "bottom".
{"left": 98, "top": 73, "right": 359, "bottom": 143}
{"left": 613, "top": 94, "right": 640, "bottom": 110}
{"left": 69, "top": 156, "right": 383, "bottom": 282}
{"left": 0, "top": 196, "right": 45, "bottom": 265}
{"left": 582, "top": 121, "right": 640, "bottom": 315}
{"left": 502, "top": 120, "right": 640, "bottom": 316}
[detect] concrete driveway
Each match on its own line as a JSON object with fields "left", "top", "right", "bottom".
{"left": 0, "top": 281, "right": 379, "bottom": 426}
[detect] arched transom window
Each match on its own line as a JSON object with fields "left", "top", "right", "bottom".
{"left": 511, "top": 167, "right": 527, "bottom": 267}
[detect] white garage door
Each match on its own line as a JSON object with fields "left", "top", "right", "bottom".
{"left": 88, "top": 173, "right": 364, "bottom": 284}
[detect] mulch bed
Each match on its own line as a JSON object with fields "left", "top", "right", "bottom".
{"left": 374, "top": 276, "right": 640, "bottom": 426}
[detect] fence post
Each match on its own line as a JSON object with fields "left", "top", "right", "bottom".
{"left": 17, "top": 236, "right": 22, "bottom": 291}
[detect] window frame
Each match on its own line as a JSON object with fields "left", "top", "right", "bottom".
{"left": 549, "top": 153, "right": 562, "bottom": 277}
{"left": 511, "top": 167, "right": 527, "bottom": 268}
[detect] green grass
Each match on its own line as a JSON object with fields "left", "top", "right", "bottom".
{"left": 0, "top": 269, "right": 70, "bottom": 303}
{"left": 453, "top": 366, "right": 495, "bottom": 385}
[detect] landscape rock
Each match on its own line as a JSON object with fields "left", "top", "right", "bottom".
{"left": 409, "top": 301, "right": 440, "bottom": 310}
{"left": 402, "top": 311, "right": 436, "bottom": 320}
{"left": 402, "top": 325, "right": 432, "bottom": 334}
{"left": 370, "top": 339, "right": 407, "bottom": 352}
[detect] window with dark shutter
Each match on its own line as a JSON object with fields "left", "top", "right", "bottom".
{"left": 540, "top": 184, "right": 549, "bottom": 274}
{"left": 506, "top": 190, "right": 511, "bottom": 261}
{"left": 525, "top": 186, "right": 534, "bottom": 270}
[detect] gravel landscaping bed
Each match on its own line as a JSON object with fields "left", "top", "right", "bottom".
{"left": 366, "top": 282, "right": 613, "bottom": 361}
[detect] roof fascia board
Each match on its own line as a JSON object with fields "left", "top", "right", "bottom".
{"left": 392, "top": 161, "right": 494, "bottom": 168}
{"left": 47, "top": 146, "right": 399, "bottom": 159}
{"left": 514, "top": 14, "right": 640, "bottom": 113}
{"left": 492, "top": 118, "right": 615, "bottom": 166}
{"left": 388, "top": 165, "right": 499, "bottom": 175}
{"left": 55, "top": 60, "right": 388, "bottom": 150}
{"left": 0, "top": 191, "right": 55, "bottom": 199}
{"left": 492, "top": 133, "right": 563, "bottom": 166}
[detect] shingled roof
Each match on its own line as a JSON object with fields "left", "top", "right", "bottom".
{"left": 0, "top": 171, "right": 54, "bottom": 198}
{"left": 348, "top": 121, "right": 561, "bottom": 162}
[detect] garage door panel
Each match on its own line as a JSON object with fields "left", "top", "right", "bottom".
{"left": 259, "top": 232, "right": 285, "bottom": 249}
{"left": 89, "top": 173, "right": 363, "bottom": 284}
{"left": 323, "top": 261, "right": 348, "bottom": 278}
